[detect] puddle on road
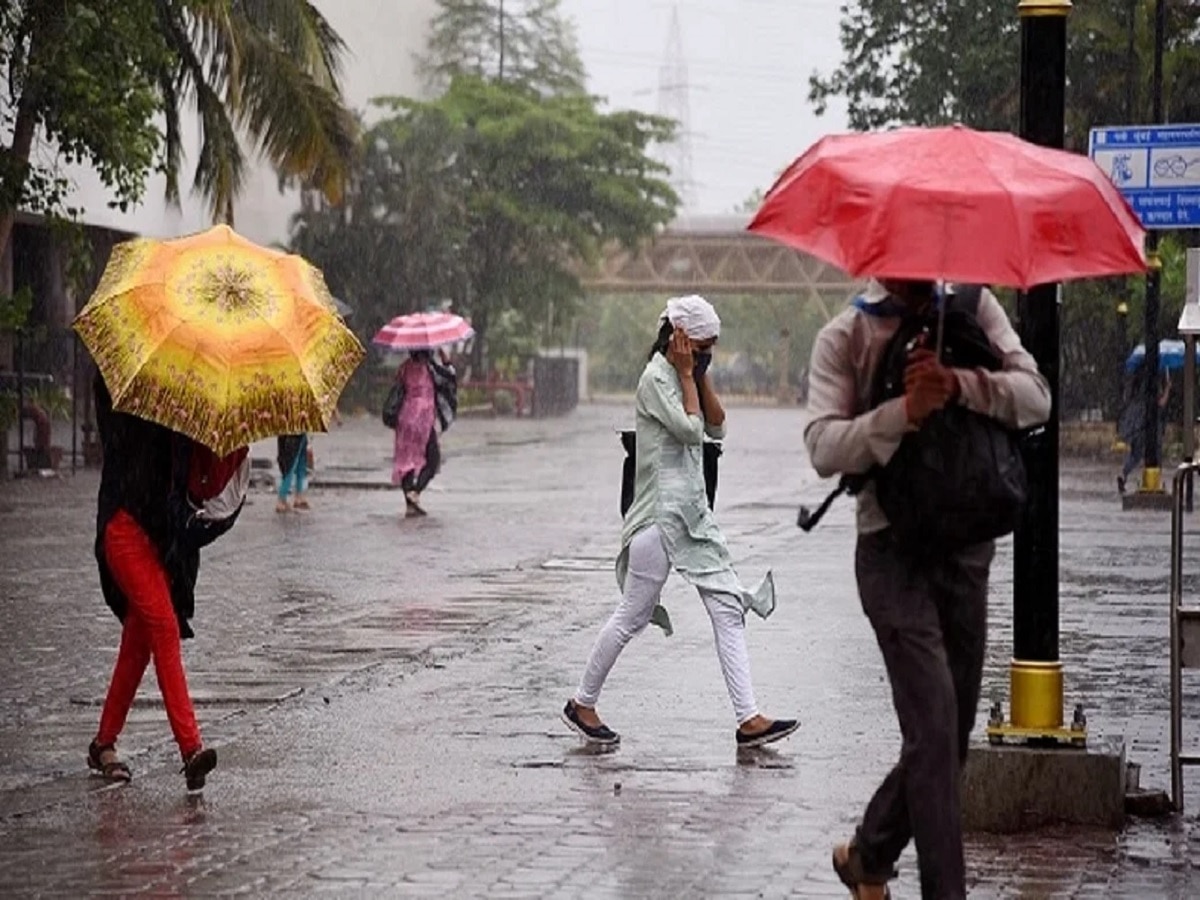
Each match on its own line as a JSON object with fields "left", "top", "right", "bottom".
{"left": 541, "top": 557, "right": 613, "bottom": 572}
{"left": 486, "top": 437, "right": 545, "bottom": 448}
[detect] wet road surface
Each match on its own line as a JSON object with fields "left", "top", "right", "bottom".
{"left": 1, "top": 406, "right": 1198, "bottom": 897}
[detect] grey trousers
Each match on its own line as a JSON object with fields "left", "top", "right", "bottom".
{"left": 854, "top": 530, "right": 994, "bottom": 900}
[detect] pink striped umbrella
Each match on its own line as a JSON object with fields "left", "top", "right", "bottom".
{"left": 371, "top": 311, "right": 474, "bottom": 351}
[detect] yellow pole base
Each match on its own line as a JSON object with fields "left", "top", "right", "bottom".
{"left": 1017, "top": 0, "right": 1073, "bottom": 16}
{"left": 1010, "top": 659, "right": 1063, "bottom": 730}
{"left": 1140, "top": 467, "right": 1163, "bottom": 493}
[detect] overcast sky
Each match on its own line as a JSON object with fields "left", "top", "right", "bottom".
{"left": 561, "top": 0, "right": 851, "bottom": 215}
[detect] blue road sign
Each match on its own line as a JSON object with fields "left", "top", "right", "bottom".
{"left": 1088, "top": 124, "right": 1200, "bottom": 229}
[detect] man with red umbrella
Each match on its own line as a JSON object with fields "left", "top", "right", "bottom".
{"left": 749, "top": 123, "right": 1145, "bottom": 900}
{"left": 804, "top": 278, "right": 1050, "bottom": 900}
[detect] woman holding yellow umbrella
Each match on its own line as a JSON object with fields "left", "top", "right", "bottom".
{"left": 75, "top": 225, "right": 362, "bottom": 790}
{"left": 87, "top": 373, "right": 248, "bottom": 789}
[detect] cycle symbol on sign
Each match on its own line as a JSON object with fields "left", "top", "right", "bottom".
{"left": 1153, "top": 155, "right": 1200, "bottom": 179}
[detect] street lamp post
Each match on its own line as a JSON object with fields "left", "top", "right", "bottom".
{"left": 990, "top": 0, "right": 1080, "bottom": 745}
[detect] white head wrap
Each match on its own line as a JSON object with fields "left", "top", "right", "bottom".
{"left": 661, "top": 294, "right": 720, "bottom": 341}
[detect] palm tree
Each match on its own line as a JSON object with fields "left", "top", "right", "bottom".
{"left": 0, "top": 0, "right": 358, "bottom": 264}
{"left": 154, "top": 0, "right": 358, "bottom": 225}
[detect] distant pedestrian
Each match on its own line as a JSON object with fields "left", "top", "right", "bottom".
{"left": 1117, "top": 365, "right": 1170, "bottom": 493}
{"left": 88, "top": 373, "right": 249, "bottom": 791}
{"left": 562, "top": 295, "right": 798, "bottom": 749}
{"left": 805, "top": 280, "right": 1050, "bottom": 900}
{"left": 276, "top": 433, "right": 309, "bottom": 513}
{"left": 388, "top": 349, "right": 458, "bottom": 516}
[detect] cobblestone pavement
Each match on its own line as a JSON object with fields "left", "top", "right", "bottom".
{"left": 1, "top": 405, "right": 1198, "bottom": 898}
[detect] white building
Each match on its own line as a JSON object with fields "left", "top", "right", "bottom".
{"left": 59, "top": 0, "right": 439, "bottom": 247}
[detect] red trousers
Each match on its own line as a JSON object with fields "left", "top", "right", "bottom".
{"left": 96, "top": 510, "right": 201, "bottom": 756}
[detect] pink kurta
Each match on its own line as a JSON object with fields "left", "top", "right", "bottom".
{"left": 391, "top": 359, "right": 437, "bottom": 485}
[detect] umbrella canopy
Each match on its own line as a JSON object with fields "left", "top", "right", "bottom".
{"left": 372, "top": 311, "right": 474, "bottom": 352}
{"left": 74, "top": 224, "right": 364, "bottom": 455}
{"left": 748, "top": 125, "right": 1147, "bottom": 290}
{"left": 1126, "top": 339, "right": 1199, "bottom": 372}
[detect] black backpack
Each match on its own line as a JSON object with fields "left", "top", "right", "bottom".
{"left": 798, "top": 287, "right": 1028, "bottom": 552}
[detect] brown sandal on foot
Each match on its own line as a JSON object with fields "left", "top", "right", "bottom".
{"left": 404, "top": 492, "right": 426, "bottom": 517}
{"left": 832, "top": 842, "right": 893, "bottom": 900}
{"left": 87, "top": 740, "right": 131, "bottom": 782}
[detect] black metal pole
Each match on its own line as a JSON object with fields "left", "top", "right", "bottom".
{"left": 1142, "top": 0, "right": 1166, "bottom": 487}
{"left": 1125, "top": 0, "right": 1136, "bottom": 121}
{"left": 1011, "top": 0, "right": 1070, "bottom": 726}
{"left": 1116, "top": 302, "right": 1128, "bottom": 420}
{"left": 71, "top": 332, "right": 78, "bottom": 475}
{"left": 15, "top": 327, "right": 24, "bottom": 475}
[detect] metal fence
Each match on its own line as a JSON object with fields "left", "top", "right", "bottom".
{"left": 1, "top": 326, "right": 95, "bottom": 475}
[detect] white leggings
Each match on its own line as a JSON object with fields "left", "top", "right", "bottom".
{"left": 574, "top": 525, "right": 760, "bottom": 724}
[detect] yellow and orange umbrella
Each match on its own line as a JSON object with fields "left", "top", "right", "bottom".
{"left": 74, "top": 224, "right": 363, "bottom": 455}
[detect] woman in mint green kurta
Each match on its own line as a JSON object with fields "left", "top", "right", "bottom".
{"left": 618, "top": 351, "right": 776, "bottom": 635}
{"left": 561, "top": 295, "right": 797, "bottom": 749}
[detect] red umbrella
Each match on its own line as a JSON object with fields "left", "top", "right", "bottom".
{"left": 748, "top": 125, "right": 1146, "bottom": 290}
{"left": 372, "top": 311, "right": 474, "bottom": 351}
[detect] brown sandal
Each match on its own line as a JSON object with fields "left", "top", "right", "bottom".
{"left": 87, "top": 740, "right": 131, "bottom": 782}
{"left": 404, "top": 492, "right": 426, "bottom": 517}
{"left": 832, "top": 842, "right": 893, "bottom": 899}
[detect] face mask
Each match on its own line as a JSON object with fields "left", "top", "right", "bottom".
{"left": 693, "top": 351, "right": 713, "bottom": 379}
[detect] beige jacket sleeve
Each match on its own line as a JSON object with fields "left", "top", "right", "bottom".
{"left": 951, "top": 289, "right": 1052, "bottom": 430}
{"left": 804, "top": 322, "right": 910, "bottom": 478}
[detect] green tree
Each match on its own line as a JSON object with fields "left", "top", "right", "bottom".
{"left": 420, "top": 0, "right": 586, "bottom": 95}
{"left": 151, "top": 0, "right": 358, "bottom": 224}
{"left": 808, "top": 2, "right": 1017, "bottom": 132}
{"left": 432, "top": 77, "right": 677, "bottom": 370}
{"left": 289, "top": 107, "right": 469, "bottom": 346}
{"left": 809, "top": 0, "right": 1200, "bottom": 148}
{"left": 0, "top": 0, "right": 165, "bottom": 327}
{"left": 297, "top": 77, "right": 677, "bottom": 373}
{"left": 0, "top": 0, "right": 358, "bottom": 287}
{"left": 809, "top": 0, "right": 1200, "bottom": 419}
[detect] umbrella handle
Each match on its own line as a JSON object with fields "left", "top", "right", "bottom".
{"left": 935, "top": 297, "right": 946, "bottom": 363}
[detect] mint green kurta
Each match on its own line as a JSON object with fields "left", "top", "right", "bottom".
{"left": 617, "top": 354, "right": 776, "bottom": 636}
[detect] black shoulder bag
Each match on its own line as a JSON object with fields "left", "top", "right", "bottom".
{"left": 382, "top": 379, "right": 406, "bottom": 429}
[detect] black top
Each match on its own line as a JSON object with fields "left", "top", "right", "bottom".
{"left": 94, "top": 373, "right": 201, "bottom": 639}
{"left": 277, "top": 434, "right": 305, "bottom": 475}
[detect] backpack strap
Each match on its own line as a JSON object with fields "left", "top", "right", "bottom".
{"left": 946, "top": 283, "right": 984, "bottom": 316}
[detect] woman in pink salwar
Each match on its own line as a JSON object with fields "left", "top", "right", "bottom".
{"left": 390, "top": 349, "right": 457, "bottom": 516}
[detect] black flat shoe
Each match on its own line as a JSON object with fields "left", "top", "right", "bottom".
{"left": 561, "top": 700, "right": 620, "bottom": 746}
{"left": 736, "top": 718, "right": 799, "bottom": 748}
{"left": 181, "top": 747, "right": 217, "bottom": 791}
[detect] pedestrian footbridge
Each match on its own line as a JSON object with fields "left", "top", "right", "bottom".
{"left": 580, "top": 214, "right": 863, "bottom": 321}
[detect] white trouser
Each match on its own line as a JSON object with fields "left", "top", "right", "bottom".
{"left": 574, "top": 525, "right": 760, "bottom": 724}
